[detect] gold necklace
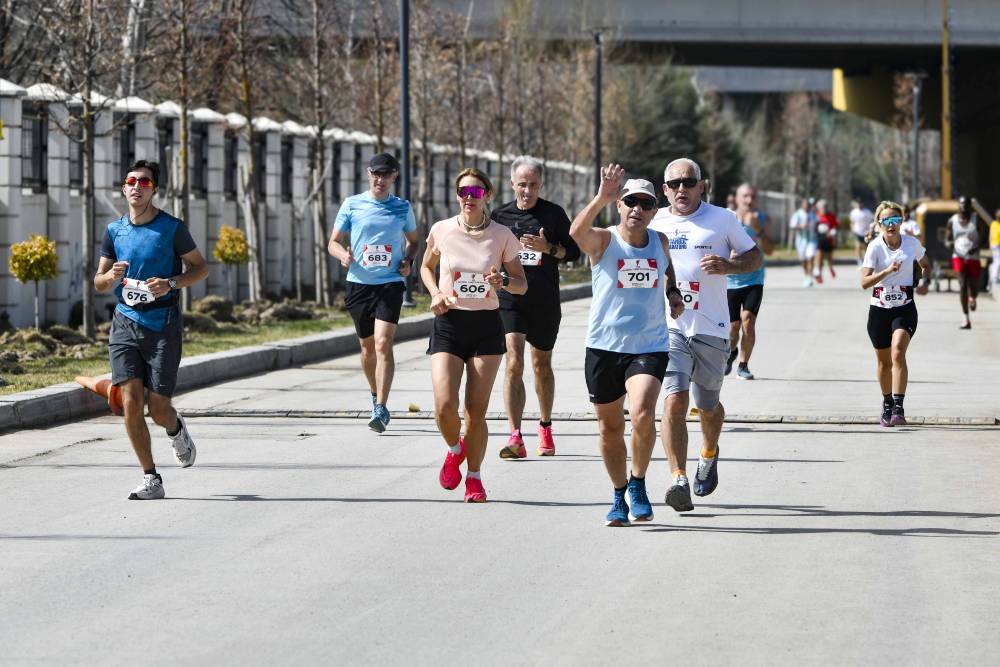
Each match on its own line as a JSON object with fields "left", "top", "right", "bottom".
{"left": 459, "top": 212, "right": 488, "bottom": 232}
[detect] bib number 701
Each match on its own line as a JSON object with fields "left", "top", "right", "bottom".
{"left": 617, "top": 258, "right": 658, "bottom": 289}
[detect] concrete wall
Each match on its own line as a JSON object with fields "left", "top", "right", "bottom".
{"left": 0, "top": 83, "right": 592, "bottom": 329}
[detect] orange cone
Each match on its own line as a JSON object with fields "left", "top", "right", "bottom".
{"left": 75, "top": 376, "right": 124, "bottom": 416}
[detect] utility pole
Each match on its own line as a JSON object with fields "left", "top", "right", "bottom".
{"left": 593, "top": 30, "right": 602, "bottom": 195}
{"left": 399, "top": 0, "right": 415, "bottom": 305}
{"left": 911, "top": 72, "right": 926, "bottom": 202}
{"left": 941, "top": 0, "right": 953, "bottom": 199}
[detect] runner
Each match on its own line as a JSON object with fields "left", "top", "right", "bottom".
{"left": 94, "top": 160, "right": 209, "bottom": 500}
{"left": 570, "top": 164, "right": 683, "bottom": 526}
{"left": 899, "top": 206, "right": 923, "bottom": 244}
{"left": 861, "top": 201, "right": 930, "bottom": 426}
{"left": 650, "top": 157, "right": 761, "bottom": 512}
{"left": 849, "top": 199, "right": 874, "bottom": 266}
{"left": 420, "top": 168, "right": 526, "bottom": 503}
{"left": 945, "top": 196, "right": 989, "bottom": 329}
{"left": 814, "top": 199, "right": 838, "bottom": 283}
{"left": 328, "top": 152, "right": 419, "bottom": 432}
{"left": 789, "top": 198, "right": 816, "bottom": 287}
{"left": 990, "top": 210, "right": 1000, "bottom": 294}
{"left": 491, "top": 156, "right": 581, "bottom": 458}
{"left": 725, "top": 183, "right": 773, "bottom": 380}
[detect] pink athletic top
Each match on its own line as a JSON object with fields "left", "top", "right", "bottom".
{"left": 426, "top": 216, "right": 521, "bottom": 311}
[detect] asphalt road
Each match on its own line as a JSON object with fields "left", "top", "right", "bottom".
{"left": 2, "top": 265, "right": 998, "bottom": 665}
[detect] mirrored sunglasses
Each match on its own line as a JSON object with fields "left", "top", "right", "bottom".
{"left": 457, "top": 185, "right": 486, "bottom": 199}
{"left": 665, "top": 177, "right": 699, "bottom": 190}
{"left": 879, "top": 216, "right": 902, "bottom": 227}
{"left": 124, "top": 176, "right": 155, "bottom": 189}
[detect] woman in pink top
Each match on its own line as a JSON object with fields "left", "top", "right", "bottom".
{"left": 420, "top": 168, "right": 526, "bottom": 503}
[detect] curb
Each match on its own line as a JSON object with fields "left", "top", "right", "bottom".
{"left": 166, "top": 409, "right": 1000, "bottom": 427}
{"left": 0, "top": 282, "right": 593, "bottom": 433}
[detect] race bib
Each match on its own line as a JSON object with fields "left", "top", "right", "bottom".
{"left": 518, "top": 249, "right": 543, "bottom": 266}
{"left": 617, "top": 258, "right": 658, "bottom": 289}
{"left": 122, "top": 278, "right": 155, "bottom": 307}
{"left": 453, "top": 271, "right": 491, "bottom": 299}
{"left": 677, "top": 280, "right": 700, "bottom": 310}
{"left": 872, "top": 285, "right": 910, "bottom": 308}
{"left": 954, "top": 235, "right": 974, "bottom": 257}
{"left": 361, "top": 244, "right": 392, "bottom": 267}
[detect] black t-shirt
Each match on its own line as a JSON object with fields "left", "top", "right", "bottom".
{"left": 490, "top": 198, "right": 580, "bottom": 306}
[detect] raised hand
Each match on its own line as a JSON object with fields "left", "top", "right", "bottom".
{"left": 596, "top": 163, "right": 625, "bottom": 205}
{"left": 521, "top": 227, "right": 550, "bottom": 253}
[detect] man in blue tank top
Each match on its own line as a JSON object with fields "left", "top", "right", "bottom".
{"left": 95, "top": 160, "right": 209, "bottom": 500}
{"left": 725, "top": 182, "right": 772, "bottom": 380}
{"left": 570, "top": 163, "right": 685, "bottom": 527}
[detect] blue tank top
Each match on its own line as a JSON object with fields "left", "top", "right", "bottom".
{"left": 586, "top": 227, "right": 669, "bottom": 354}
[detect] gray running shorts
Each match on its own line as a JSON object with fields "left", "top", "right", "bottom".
{"left": 662, "top": 331, "right": 729, "bottom": 409}
{"left": 109, "top": 308, "right": 183, "bottom": 397}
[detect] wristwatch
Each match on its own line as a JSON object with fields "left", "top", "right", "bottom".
{"left": 548, "top": 243, "right": 561, "bottom": 257}
{"left": 500, "top": 271, "right": 510, "bottom": 288}
{"left": 167, "top": 278, "right": 178, "bottom": 291}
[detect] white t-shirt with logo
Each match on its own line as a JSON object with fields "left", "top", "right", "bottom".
{"left": 850, "top": 207, "right": 874, "bottom": 236}
{"left": 650, "top": 202, "right": 757, "bottom": 338}
{"left": 863, "top": 234, "right": 926, "bottom": 308}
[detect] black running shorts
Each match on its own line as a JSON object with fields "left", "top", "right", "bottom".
{"left": 345, "top": 281, "right": 405, "bottom": 339}
{"left": 499, "top": 301, "right": 561, "bottom": 351}
{"left": 584, "top": 347, "right": 669, "bottom": 404}
{"left": 867, "top": 302, "right": 918, "bottom": 349}
{"left": 727, "top": 284, "right": 764, "bottom": 321}
{"left": 427, "top": 309, "right": 506, "bottom": 361}
{"left": 109, "top": 308, "right": 183, "bottom": 397}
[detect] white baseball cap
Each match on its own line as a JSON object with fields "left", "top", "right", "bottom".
{"left": 620, "top": 178, "right": 657, "bottom": 201}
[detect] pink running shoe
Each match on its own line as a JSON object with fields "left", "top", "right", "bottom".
{"left": 464, "top": 476, "right": 487, "bottom": 503}
{"left": 537, "top": 423, "right": 556, "bottom": 456}
{"left": 499, "top": 431, "right": 526, "bottom": 459}
{"left": 439, "top": 438, "right": 466, "bottom": 490}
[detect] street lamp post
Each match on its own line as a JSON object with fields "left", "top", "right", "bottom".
{"left": 911, "top": 72, "right": 925, "bottom": 202}
{"left": 400, "top": 0, "right": 415, "bottom": 305}
{"left": 594, "top": 31, "right": 602, "bottom": 195}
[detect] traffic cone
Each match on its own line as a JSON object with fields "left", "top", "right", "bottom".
{"left": 75, "top": 376, "right": 124, "bottom": 416}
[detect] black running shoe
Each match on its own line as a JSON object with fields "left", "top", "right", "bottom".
{"left": 665, "top": 476, "right": 694, "bottom": 512}
{"left": 724, "top": 349, "right": 738, "bottom": 376}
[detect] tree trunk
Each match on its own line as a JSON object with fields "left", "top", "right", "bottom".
{"left": 82, "top": 95, "right": 96, "bottom": 339}
{"left": 178, "top": 0, "right": 192, "bottom": 311}
{"left": 372, "top": 0, "right": 384, "bottom": 152}
{"left": 34, "top": 282, "right": 40, "bottom": 331}
{"left": 236, "top": 1, "right": 263, "bottom": 302}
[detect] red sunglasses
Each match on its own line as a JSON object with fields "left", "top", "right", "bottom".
{"left": 124, "top": 176, "right": 155, "bottom": 189}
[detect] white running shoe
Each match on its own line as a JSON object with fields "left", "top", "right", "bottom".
{"left": 128, "top": 473, "right": 164, "bottom": 500}
{"left": 169, "top": 415, "right": 197, "bottom": 468}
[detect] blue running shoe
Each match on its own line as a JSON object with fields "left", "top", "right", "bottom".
{"left": 605, "top": 488, "right": 631, "bottom": 527}
{"left": 693, "top": 448, "right": 719, "bottom": 497}
{"left": 369, "top": 404, "right": 390, "bottom": 433}
{"left": 627, "top": 476, "right": 653, "bottom": 521}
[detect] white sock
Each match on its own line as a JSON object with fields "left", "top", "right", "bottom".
{"left": 467, "top": 471, "right": 481, "bottom": 480}
{"left": 448, "top": 443, "right": 462, "bottom": 454}
{"left": 674, "top": 473, "right": 689, "bottom": 484}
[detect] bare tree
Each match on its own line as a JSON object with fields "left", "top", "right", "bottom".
{"left": 0, "top": 1, "right": 47, "bottom": 82}
{"left": 38, "top": 1, "right": 138, "bottom": 338}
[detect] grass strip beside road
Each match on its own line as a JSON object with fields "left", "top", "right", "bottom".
{"left": 3, "top": 298, "right": 431, "bottom": 396}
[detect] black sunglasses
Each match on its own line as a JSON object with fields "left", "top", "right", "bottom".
{"left": 665, "top": 177, "right": 699, "bottom": 190}
{"left": 622, "top": 195, "right": 656, "bottom": 211}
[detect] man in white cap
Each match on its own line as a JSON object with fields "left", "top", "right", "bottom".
{"left": 650, "top": 157, "right": 761, "bottom": 512}
{"left": 571, "top": 163, "right": 684, "bottom": 527}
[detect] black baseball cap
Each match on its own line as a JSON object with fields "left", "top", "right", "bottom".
{"left": 368, "top": 152, "right": 400, "bottom": 173}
